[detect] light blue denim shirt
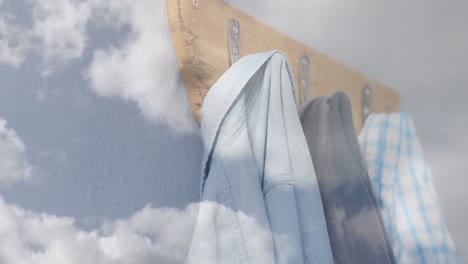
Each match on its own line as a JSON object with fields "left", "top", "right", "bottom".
{"left": 187, "top": 51, "right": 333, "bottom": 264}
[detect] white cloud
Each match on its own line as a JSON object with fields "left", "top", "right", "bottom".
{"left": 1, "top": 0, "right": 197, "bottom": 132}
{"left": 86, "top": 0, "right": 197, "bottom": 133}
{"left": 0, "top": 197, "right": 293, "bottom": 264}
{"left": 0, "top": 119, "right": 291, "bottom": 262}
{"left": 0, "top": 118, "right": 31, "bottom": 186}
{"left": 0, "top": 116, "right": 202, "bottom": 264}
{"left": 0, "top": 1, "right": 28, "bottom": 66}
{"left": 30, "top": 0, "right": 92, "bottom": 76}
{"left": 0, "top": 196, "right": 196, "bottom": 264}
{"left": 0, "top": 0, "right": 91, "bottom": 73}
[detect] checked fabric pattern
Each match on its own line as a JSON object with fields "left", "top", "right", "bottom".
{"left": 359, "top": 113, "right": 459, "bottom": 264}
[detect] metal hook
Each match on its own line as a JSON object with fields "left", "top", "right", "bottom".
{"left": 228, "top": 19, "right": 240, "bottom": 65}
{"left": 299, "top": 54, "right": 310, "bottom": 105}
{"left": 362, "top": 84, "right": 372, "bottom": 122}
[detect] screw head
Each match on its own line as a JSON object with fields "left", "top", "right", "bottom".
{"left": 232, "top": 25, "right": 239, "bottom": 34}
{"left": 232, "top": 46, "right": 239, "bottom": 55}
{"left": 301, "top": 57, "right": 308, "bottom": 66}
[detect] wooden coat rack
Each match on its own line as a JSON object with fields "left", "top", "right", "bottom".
{"left": 167, "top": 0, "right": 400, "bottom": 130}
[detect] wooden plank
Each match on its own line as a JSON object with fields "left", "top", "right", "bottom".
{"left": 167, "top": 0, "right": 400, "bottom": 130}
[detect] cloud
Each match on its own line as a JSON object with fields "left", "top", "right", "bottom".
{"left": 0, "top": 0, "right": 197, "bottom": 132}
{"left": 0, "top": 118, "right": 31, "bottom": 186}
{"left": 0, "top": 196, "right": 195, "bottom": 264}
{"left": 0, "top": 197, "right": 295, "bottom": 264}
{"left": 0, "top": 0, "right": 28, "bottom": 66}
{"left": 0, "top": 115, "right": 290, "bottom": 263}
{"left": 86, "top": 0, "right": 197, "bottom": 133}
{"left": 0, "top": 116, "right": 199, "bottom": 264}
{"left": 30, "top": 0, "right": 92, "bottom": 76}
{"left": 0, "top": 0, "right": 91, "bottom": 73}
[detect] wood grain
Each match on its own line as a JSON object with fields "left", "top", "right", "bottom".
{"left": 167, "top": 0, "right": 400, "bottom": 130}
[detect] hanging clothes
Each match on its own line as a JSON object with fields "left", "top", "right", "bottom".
{"left": 359, "top": 113, "right": 460, "bottom": 263}
{"left": 300, "top": 92, "right": 395, "bottom": 264}
{"left": 187, "top": 51, "right": 333, "bottom": 264}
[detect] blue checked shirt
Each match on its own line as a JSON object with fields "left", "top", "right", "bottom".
{"left": 359, "top": 113, "right": 460, "bottom": 264}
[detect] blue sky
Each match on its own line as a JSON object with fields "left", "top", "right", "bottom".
{"left": 0, "top": 0, "right": 202, "bottom": 262}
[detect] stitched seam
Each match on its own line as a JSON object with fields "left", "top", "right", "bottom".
{"left": 263, "top": 181, "right": 294, "bottom": 195}
{"left": 216, "top": 153, "right": 251, "bottom": 263}
{"left": 201, "top": 54, "right": 272, "bottom": 193}
{"left": 202, "top": 51, "right": 296, "bottom": 183}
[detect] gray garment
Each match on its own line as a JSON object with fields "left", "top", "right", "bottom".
{"left": 300, "top": 91, "right": 394, "bottom": 264}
